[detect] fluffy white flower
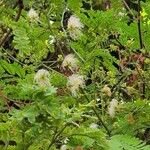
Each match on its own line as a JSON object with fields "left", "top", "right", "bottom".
{"left": 34, "top": 69, "right": 51, "bottom": 87}
{"left": 108, "top": 99, "right": 118, "bottom": 118}
{"left": 28, "top": 8, "right": 39, "bottom": 21}
{"left": 62, "top": 54, "right": 79, "bottom": 72}
{"left": 68, "top": 15, "right": 83, "bottom": 29}
{"left": 89, "top": 123, "right": 99, "bottom": 129}
{"left": 67, "top": 15, "right": 84, "bottom": 39}
{"left": 67, "top": 74, "right": 85, "bottom": 96}
{"left": 60, "top": 145, "right": 67, "bottom": 150}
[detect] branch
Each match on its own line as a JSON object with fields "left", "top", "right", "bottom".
{"left": 138, "top": 0, "right": 144, "bottom": 49}
{"left": 137, "top": 0, "right": 145, "bottom": 99}
{"left": 137, "top": 0, "right": 144, "bottom": 49}
{"left": 81, "top": 89, "right": 111, "bottom": 136}
{"left": 47, "top": 124, "right": 68, "bottom": 150}
{"left": 122, "top": 0, "right": 136, "bottom": 20}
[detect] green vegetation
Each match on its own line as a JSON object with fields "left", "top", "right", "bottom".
{"left": 0, "top": 0, "right": 150, "bottom": 149}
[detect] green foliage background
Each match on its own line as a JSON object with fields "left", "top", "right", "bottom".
{"left": 0, "top": 0, "right": 150, "bottom": 149}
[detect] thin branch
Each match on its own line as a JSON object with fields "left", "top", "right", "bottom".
{"left": 137, "top": 0, "right": 145, "bottom": 99}
{"left": 81, "top": 89, "right": 111, "bottom": 136}
{"left": 137, "top": 0, "right": 144, "bottom": 49}
{"left": 110, "top": 74, "right": 127, "bottom": 99}
{"left": 47, "top": 124, "right": 68, "bottom": 150}
{"left": 122, "top": 0, "right": 136, "bottom": 20}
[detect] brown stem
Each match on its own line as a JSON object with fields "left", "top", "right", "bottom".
{"left": 122, "top": 0, "right": 136, "bottom": 20}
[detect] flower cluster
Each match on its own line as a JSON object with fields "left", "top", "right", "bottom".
{"left": 27, "top": 8, "right": 39, "bottom": 22}
{"left": 67, "top": 74, "right": 85, "bottom": 96}
{"left": 108, "top": 99, "right": 118, "bottom": 118}
{"left": 62, "top": 54, "right": 79, "bottom": 72}
{"left": 67, "top": 15, "right": 84, "bottom": 39}
{"left": 34, "top": 69, "right": 51, "bottom": 87}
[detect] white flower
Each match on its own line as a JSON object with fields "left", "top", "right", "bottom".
{"left": 67, "top": 15, "right": 84, "bottom": 39}
{"left": 96, "top": 98, "right": 100, "bottom": 102}
{"left": 49, "top": 35, "right": 55, "bottom": 44}
{"left": 49, "top": 20, "right": 54, "bottom": 25}
{"left": 28, "top": 8, "right": 39, "bottom": 21}
{"left": 62, "top": 54, "right": 79, "bottom": 72}
{"left": 60, "top": 145, "right": 67, "bottom": 150}
{"left": 108, "top": 99, "right": 118, "bottom": 118}
{"left": 34, "top": 69, "right": 51, "bottom": 87}
{"left": 68, "top": 15, "right": 83, "bottom": 29}
{"left": 89, "top": 123, "right": 99, "bottom": 129}
{"left": 67, "top": 74, "right": 85, "bottom": 96}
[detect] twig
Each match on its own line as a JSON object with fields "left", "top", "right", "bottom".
{"left": 122, "top": 0, "right": 136, "bottom": 20}
{"left": 47, "top": 124, "right": 68, "bottom": 150}
{"left": 81, "top": 89, "right": 111, "bottom": 136}
{"left": 110, "top": 74, "right": 127, "bottom": 99}
{"left": 1, "top": 47, "right": 24, "bottom": 65}
{"left": 137, "top": 0, "right": 145, "bottom": 99}
{"left": 137, "top": 0, "right": 144, "bottom": 49}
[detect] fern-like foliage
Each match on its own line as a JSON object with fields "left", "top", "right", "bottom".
{"left": 67, "top": 127, "right": 108, "bottom": 150}
{"left": 109, "top": 134, "right": 150, "bottom": 150}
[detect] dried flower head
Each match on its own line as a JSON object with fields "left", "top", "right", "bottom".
{"left": 67, "top": 15, "right": 84, "bottom": 39}
{"left": 108, "top": 99, "right": 118, "bottom": 118}
{"left": 27, "top": 8, "right": 39, "bottom": 21}
{"left": 62, "top": 54, "right": 79, "bottom": 72}
{"left": 101, "top": 85, "right": 112, "bottom": 97}
{"left": 67, "top": 74, "right": 85, "bottom": 96}
{"left": 34, "top": 69, "right": 51, "bottom": 87}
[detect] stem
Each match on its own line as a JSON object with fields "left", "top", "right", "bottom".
{"left": 47, "top": 124, "right": 68, "bottom": 150}
{"left": 110, "top": 74, "right": 127, "bottom": 99}
{"left": 137, "top": 0, "right": 144, "bottom": 49}
{"left": 81, "top": 89, "right": 111, "bottom": 136}
{"left": 137, "top": 0, "right": 145, "bottom": 99}
{"left": 122, "top": 0, "right": 136, "bottom": 20}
